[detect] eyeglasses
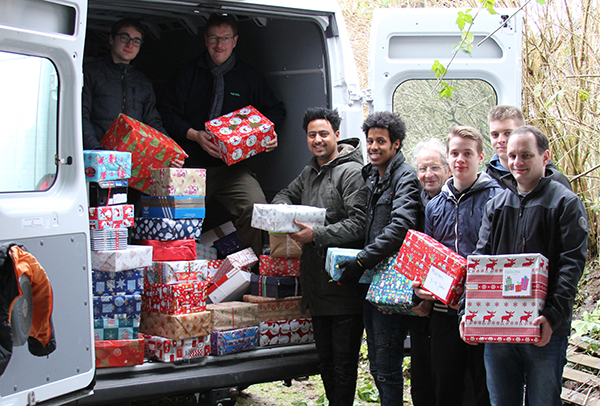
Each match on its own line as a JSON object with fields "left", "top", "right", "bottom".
{"left": 116, "top": 33, "right": 142, "bottom": 47}
{"left": 207, "top": 36, "right": 234, "bottom": 44}
{"left": 417, "top": 165, "right": 445, "bottom": 174}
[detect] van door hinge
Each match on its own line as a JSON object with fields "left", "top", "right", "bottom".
{"left": 55, "top": 155, "right": 73, "bottom": 165}
{"left": 27, "top": 391, "right": 36, "bottom": 406}
{"left": 363, "top": 88, "right": 373, "bottom": 103}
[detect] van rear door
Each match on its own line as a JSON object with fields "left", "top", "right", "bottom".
{"left": 0, "top": 1, "right": 95, "bottom": 405}
{"left": 368, "top": 8, "right": 522, "bottom": 155}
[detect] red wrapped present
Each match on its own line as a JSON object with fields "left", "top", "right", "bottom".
{"left": 205, "top": 105, "right": 273, "bottom": 166}
{"left": 143, "top": 281, "right": 208, "bottom": 315}
{"left": 95, "top": 336, "right": 144, "bottom": 368}
{"left": 101, "top": 114, "right": 186, "bottom": 193}
{"left": 135, "top": 239, "right": 197, "bottom": 261}
{"left": 259, "top": 318, "right": 314, "bottom": 347}
{"left": 259, "top": 255, "right": 300, "bottom": 277}
{"left": 395, "top": 229, "right": 467, "bottom": 306}
{"left": 212, "top": 248, "right": 258, "bottom": 283}
{"left": 463, "top": 254, "right": 548, "bottom": 344}
{"left": 89, "top": 204, "right": 134, "bottom": 230}
{"left": 143, "top": 334, "right": 210, "bottom": 362}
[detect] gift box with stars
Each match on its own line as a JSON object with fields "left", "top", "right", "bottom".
{"left": 259, "top": 255, "right": 300, "bottom": 277}
{"left": 462, "top": 254, "right": 548, "bottom": 344}
{"left": 93, "top": 293, "right": 142, "bottom": 319}
{"left": 395, "top": 229, "right": 467, "bottom": 307}
{"left": 95, "top": 336, "right": 144, "bottom": 368}
{"left": 205, "top": 105, "right": 273, "bottom": 166}
{"left": 92, "top": 267, "right": 144, "bottom": 296}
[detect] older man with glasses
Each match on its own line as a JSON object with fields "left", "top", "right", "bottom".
{"left": 413, "top": 138, "right": 451, "bottom": 207}
{"left": 160, "top": 13, "right": 286, "bottom": 258}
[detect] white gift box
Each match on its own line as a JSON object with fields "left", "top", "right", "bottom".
{"left": 251, "top": 204, "right": 326, "bottom": 233}
{"left": 91, "top": 245, "right": 153, "bottom": 272}
{"left": 207, "top": 269, "right": 252, "bottom": 304}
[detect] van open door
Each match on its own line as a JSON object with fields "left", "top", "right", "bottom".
{"left": 0, "top": 1, "right": 95, "bottom": 405}
{"left": 367, "top": 7, "right": 522, "bottom": 156}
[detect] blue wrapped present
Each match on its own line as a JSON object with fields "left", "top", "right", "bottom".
{"left": 93, "top": 293, "right": 142, "bottom": 319}
{"left": 141, "top": 206, "right": 206, "bottom": 219}
{"left": 250, "top": 274, "right": 302, "bottom": 298}
{"left": 94, "top": 317, "right": 140, "bottom": 341}
{"left": 210, "top": 326, "right": 259, "bottom": 355}
{"left": 132, "top": 218, "right": 203, "bottom": 241}
{"left": 214, "top": 232, "right": 239, "bottom": 257}
{"left": 325, "top": 247, "right": 371, "bottom": 284}
{"left": 92, "top": 268, "right": 145, "bottom": 295}
{"left": 84, "top": 150, "right": 131, "bottom": 182}
{"left": 366, "top": 253, "right": 418, "bottom": 315}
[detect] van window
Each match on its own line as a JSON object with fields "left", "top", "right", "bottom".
{"left": 0, "top": 51, "right": 58, "bottom": 192}
{"left": 393, "top": 79, "right": 497, "bottom": 161}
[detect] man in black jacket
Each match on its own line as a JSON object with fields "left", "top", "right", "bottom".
{"left": 461, "top": 125, "right": 588, "bottom": 406}
{"left": 160, "top": 14, "right": 286, "bottom": 256}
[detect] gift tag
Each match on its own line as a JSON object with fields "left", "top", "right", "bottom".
{"left": 503, "top": 267, "right": 532, "bottom": 297}
{"left": 423, "top": 265, "right": 453, "bottom": 300}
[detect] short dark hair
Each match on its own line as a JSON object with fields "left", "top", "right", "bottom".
{"left": 488, "top": 105, "right": 526, "bottom": 127}
{"left": 447, "top": 125, "right": 485, "bottom": 154}
{"left": 362, "top": 111, "right": 406, "bottom": 148}
{"left": 111, "top": 18, "right": 145, "bottom": 40}
{"left": 510, "top": 125, "right": 549, "bottom": 154}
{"left": 302, "top": 107, "right": 342, "bottom": 132}
{"left": 205, "top": 13, "right": 238, "bottom": 36}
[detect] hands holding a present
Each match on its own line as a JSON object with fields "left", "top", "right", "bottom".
{"left": 412, "top": 280, "right": 436, "bottom": 301}
{"left": 188, "top": 128, "right": 220, "bottom": 159}
{"left": 533, "top": 315, "right": 553, "bottom": 347}
{"left": 170, "top": 151, "right": 188, "bottom": 168}
{"left": 459, "top": 316, "right": 479, "bottom": 346}
{"left": 337, "top": 258, "right": 364, "bottom": 285}
{"left": 265, "top": 131, "right": 278, "bottom": 152}
{"left": 289, "top": 220, "right": 313, "bottom": 246}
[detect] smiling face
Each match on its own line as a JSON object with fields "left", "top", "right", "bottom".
{"left": 507, "top": 132, "right": 550, "bottom": 193}
{"left": 489, "top": 118, "right": 519, "bottom": 168}
{"left": 447, "top": 135, "right": 484, "bottom": 191}
{"left": 306, "top": 119, "right": 339, "bottom": 165}
{"left": 366, "top": 127, "right": 400, "bottom": 176}
{"left": 205, "top": 23, "right": 238, "bottom": 66}
{"left": 416, "top": 149, "right": 450, "bottom": 198}
{"left": 109, "top": 25, "right": 142, "bottom": 64}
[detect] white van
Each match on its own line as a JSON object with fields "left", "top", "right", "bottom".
{"left": 0, "top": 1, "right": 520, "bottom": 405}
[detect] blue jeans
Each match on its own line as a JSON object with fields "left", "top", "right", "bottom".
{"left": 484, "top": 335, "right": 568, "bottom": 406}
{"left": 312, "top": 314, "right": 364, "bottom": 406}
{"left": 363, "top": 301, "right": 408, "bottom": 406}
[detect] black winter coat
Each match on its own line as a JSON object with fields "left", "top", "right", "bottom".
{"left": 82, "top": 55, "right": 167, "bottom": 150}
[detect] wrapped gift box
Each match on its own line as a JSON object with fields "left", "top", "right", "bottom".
{"left": 211, "top": 326, "right": 259, "bottom": 355}
{"left": 92, "top": 267, "right": 144, "bottom": 296}
{"left": 91, "top": 245, "right": 153, "bottom": 272}
{"left": 206, "top": 260, "right": 224, "bottom": 281}
{"left": 325, "top": 247, "right": 371, "bottom": 284}
{"left": 93, "top": 293, "right": 142, "bottom": 319}
{"left": 135, "top": 239, "right": 197, "bottom": 262}
{"left": 89, "top": 180, "right": 128, "bottom": 206}
{"left": 133, "top": 218, "right": 203, "bottom": 241}
{"left": 141, "top": 207, "right": 206, "bottom": 220}
{"left": 214, "top": 233, "right": 239, "bottom": 257}
{"left": 269, "top": 233, "right": 302, "bottom": 258}
{"left": 259, "top": 318, "right": 314, "bottom": 347}
{"left": 243, "top": 295, "right": 307, "bottom": 322}
{"left": 89, "top": 204, "right": 134, "bottom": 230}
{"left": 207, "top": 269, "right": 252, "bottom": 304}
{"left": 94, "top": 317, "right": 140, "bottom": 341}
{"left": 197, "top": 243, "right": 218, "bottom": 260}
{"left": 149, "top": 168, "right": 207, "bottom": 197}
{"left": 95, "top": 336, "right": 144, "bottom": 368}
{"left": 212, "top": 248, "right": 258, "bottom": 283}
{"left": 259, "top": 255, "right": 300, "bottom": 277}
{"left": 395, "top": 229, "right": 467, "bottom": 306}
{"left": 141, "top": 196, "right": 206, "bottom": 220}
{"left": 199, "top": 221, "right": 236, "bottom": 248}
{"left": 90, "top": 228, "right": 129, "bottom": 251}
{"left": 205, "top": 105, "right": 273, "bottom": 166}
{"left": 251, "top": 274, "right": 302, "bottom": 299}
{"left": 143, "top": 334, "right": 210, "bottom": 362}
{"left": 146, "top": 260, "right": 209, "bottom": 284}
{"left": 251, "top": 204, "right": 326, "bottom": 233}
{"left": 206, "top": 301, "right": 260, "bottom": 331}
{"left": 143, "top": 281, "right": 208, "bottom": 315}
{"left": 140, "top": 310, "right": 212, "bottom": 340}
{"left": 366, "top": 253, "right": 418, "bottom": 315}
{"left": 84, "top": 150, "right": 131, "bottom": 182}
{"left": 101, "top": 114, "right": 186, "bottom": 193}
{"left": 463, "top": 254, "right": 549, "bottom": 344}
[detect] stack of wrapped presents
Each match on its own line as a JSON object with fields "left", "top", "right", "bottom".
{"left": 85, "top": 149, "right": 152, "bottom": 368}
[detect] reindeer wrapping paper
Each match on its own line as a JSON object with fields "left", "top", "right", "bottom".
{"left": 463, "top": 254, "right": 548, "bottom": 343}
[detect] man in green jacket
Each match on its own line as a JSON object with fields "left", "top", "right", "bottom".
{"left": 272, "top": 107, "right": 367, "bottom": 406}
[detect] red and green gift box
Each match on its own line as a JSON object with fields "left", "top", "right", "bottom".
{"left": 462, "top": 254, "right": 548, "bottom": 344}
{"left": 259, "top": 255, "right": 300, "bottom": 277}
{"left": 95, "top": 336, "right": 144, "bottom": 368}
{"left": 205, "top": 105, "right": 273, "bottom": 166}
{"left": 101, "top": 114, "right": 186, "bottom": 193}
{"left": 142, "top": 281, "right": 208, "bottom": 315}
{"left": 396, "top": 229, "right": 467, "bottom": 306}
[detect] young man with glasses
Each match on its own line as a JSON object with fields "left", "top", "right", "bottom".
{"left": 160, "top": 13, "right": 286, "bottom": 257}
{"left": 82, "top": 18, "right": 173, "bottom": 155}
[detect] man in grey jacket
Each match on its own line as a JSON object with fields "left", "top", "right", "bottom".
{"left": 272, "top": 107, "right": 367, "bottom": 406}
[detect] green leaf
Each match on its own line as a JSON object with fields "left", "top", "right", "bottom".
{"left": 439, "top": 83, "right": 456, "bottom": 99}
{"left": 579, "top": 89, "right": 591, "bottom": 102}
{"left": 537, "top": 0, "right": 546, "bottom": 4}
{"left": 456, "top": 12, "right": 466, "bottom": 31}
